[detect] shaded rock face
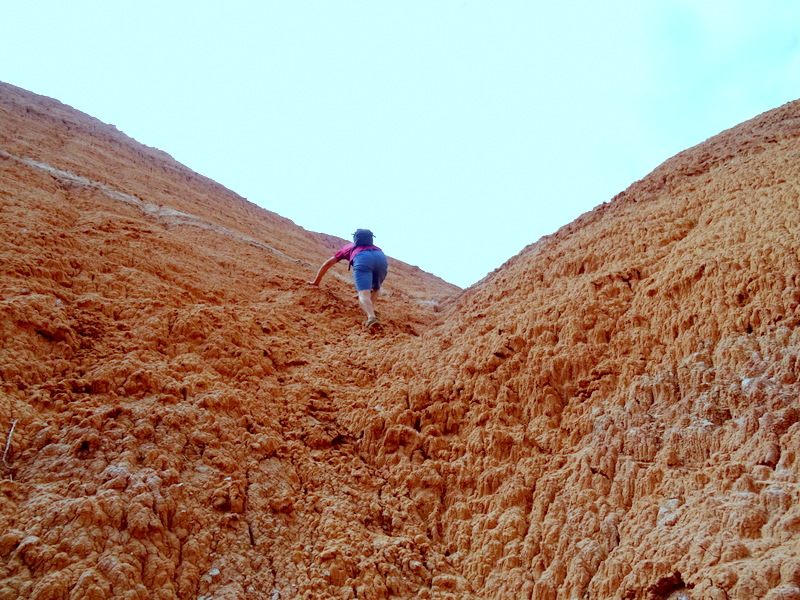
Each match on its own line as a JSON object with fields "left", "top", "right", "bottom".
{"left": 0, "top": 82, "right": 799, "bottom": 600}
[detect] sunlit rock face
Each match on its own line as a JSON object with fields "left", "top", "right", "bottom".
{"left": 1, "top": 81, "right": 799, "bottom": 600}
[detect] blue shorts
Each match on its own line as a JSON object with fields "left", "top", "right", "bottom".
{"left": 352, "top": 249, "right": 388, "bottom": 292}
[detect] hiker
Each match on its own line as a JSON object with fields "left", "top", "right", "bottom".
{"left": 309, "top": 229, "right": 388, "bottom": 327}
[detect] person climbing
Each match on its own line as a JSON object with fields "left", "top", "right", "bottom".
{"left": 308, "top": 229, "right": 389, "bottom": 328}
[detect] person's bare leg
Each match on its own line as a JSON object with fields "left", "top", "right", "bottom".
{"left": 358, "top": 289, "right": 376, "bottom": 321}
{"left": 371, "top": 287, "right": 381, "bottom": 311}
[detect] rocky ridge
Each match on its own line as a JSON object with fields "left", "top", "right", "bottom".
{"left": 1, "top": 82, "right": 799, "bottom": 599}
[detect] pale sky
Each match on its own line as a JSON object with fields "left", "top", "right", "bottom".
{"left": 3, "top": 1, "right": 799, "bottom": 287}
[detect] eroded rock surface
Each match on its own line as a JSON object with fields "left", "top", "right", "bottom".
{"left": 1, "top": 82, "right": 799, "bottom": 599}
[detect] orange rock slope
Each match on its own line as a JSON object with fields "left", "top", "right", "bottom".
{"left": 1, "top": 81, "right": 799, "bottom": 600}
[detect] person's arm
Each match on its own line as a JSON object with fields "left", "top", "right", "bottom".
{"left": 309, "top": 256, "right": 338, "bottom": 286}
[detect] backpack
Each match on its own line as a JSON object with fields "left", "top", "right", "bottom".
{"left": 353, "top": 229, "right": 374, "bottom": 247}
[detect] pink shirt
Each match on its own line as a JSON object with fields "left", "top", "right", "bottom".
{"left": 333, "top": 242, "right": 382, "bottom": 263}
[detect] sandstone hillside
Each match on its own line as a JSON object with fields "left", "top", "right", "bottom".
{"left": 1, "top": 82, "right": 799, "bottom": 600}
